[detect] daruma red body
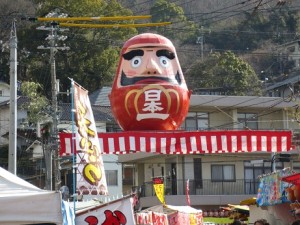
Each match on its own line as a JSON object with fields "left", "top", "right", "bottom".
{"left": 109, "top": 33, "right": 191, "bottom": 131}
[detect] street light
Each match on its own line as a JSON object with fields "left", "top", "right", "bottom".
{"left": 271, "top": 153, "right": 291, "bottom": 172}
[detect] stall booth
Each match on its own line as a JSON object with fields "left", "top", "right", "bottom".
{"left": 135, "top": 204, "right": 203, "bottom": 225}
{"left": 0, "top": 167, "right": 71, "bottom": 225}
{"left": 240, "top": 168, "right": 300, "bottom": 225}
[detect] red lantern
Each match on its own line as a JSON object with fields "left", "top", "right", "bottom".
{"left": 109, "top": 33, "right": 191, "bottom": 131}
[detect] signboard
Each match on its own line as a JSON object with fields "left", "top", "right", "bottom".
{"left": 76, "top": 196, "right": 135, "bottom": 225}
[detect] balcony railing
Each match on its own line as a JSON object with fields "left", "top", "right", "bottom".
{"left": 139, "top": 179, "right": 259, "bottom": 197}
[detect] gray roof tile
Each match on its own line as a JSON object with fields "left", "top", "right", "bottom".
{"left": 89, "top": 87, "right": 112, "bottom": 107}
{"left": 58, "top": 102, "right": 114, "bottom": 122}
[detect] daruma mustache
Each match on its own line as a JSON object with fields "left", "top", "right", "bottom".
{"left": 120, "top": 71, "right": 182, "bottom": 86}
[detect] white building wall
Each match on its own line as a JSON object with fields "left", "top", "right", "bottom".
{"left": 184, "top": 157, "right": 194, "bottom": 180}
{"left": 0, "top": 82, "right": 10, "bottom": 102}
{"left": 209, "top": 110, "right": 232, "bottom": 129}
{"left": 0, "top": 107, "right": 9, "bottom": 146}
{"left": 103, "top": 154, "right": 122, "bottom": 197}
{"left": 0, "top": 82, "right": 11, "bottom": 146}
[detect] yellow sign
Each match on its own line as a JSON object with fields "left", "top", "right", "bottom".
{"left": 153, "top": 177, "right": 165, "bottom": 205}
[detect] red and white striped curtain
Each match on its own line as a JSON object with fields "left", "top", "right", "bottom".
{"left": 60, "top": 130, "right": 293, "bottom": 155}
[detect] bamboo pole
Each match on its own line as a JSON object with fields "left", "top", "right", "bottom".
{"left": 34, "top": 15, "right": 151, "bottom": 22}
{"left": 59, "top": 22, "right": 171, "bottom": 28}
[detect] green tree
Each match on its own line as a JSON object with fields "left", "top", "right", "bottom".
{"left": 20, "top": 81, "right": 48, "bottom": 124}
{"left": 186, "top": 51, "right": 262, "bottom": 96}
{"left": 0, "top": 0, "right": 36, "bottom": 83}
{"left": 18, "top": 0, "right": 138, "bottom": 95}
{"left": 149, "top": 0, "right": 197, "bottom": 42}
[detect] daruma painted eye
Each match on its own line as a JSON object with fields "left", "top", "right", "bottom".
{"left": 159, "top": 56, "right": 169, "bottom": 68}
{"left": 131, "top": 56, "right": 142, "bottom": 68}
{"left": 109, "top": 33, "right": 191, "bottom": 131}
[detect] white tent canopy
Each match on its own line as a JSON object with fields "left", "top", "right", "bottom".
{"left": 0, "top": 167, "right": 63, "bottom": 225}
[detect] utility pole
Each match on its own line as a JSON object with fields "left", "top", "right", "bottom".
{"left": 8, "top": 20, "right": 17, "bottom": 174}
{"left": 37, "top": 15, "right": 69, "bottom": 190}
{"left": 196, "top": 26, "right": 210, "bottom": 62}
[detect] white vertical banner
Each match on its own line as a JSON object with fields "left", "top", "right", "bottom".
{"left": 76, "top": 196, "right": 135, "bottom": 225}
{"left": 73, "top": 82, "right": 108, "bottom": 195}
{"left": 186, "top": 179, "right": 190, "bottom": 206}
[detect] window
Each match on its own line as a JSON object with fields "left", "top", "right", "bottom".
{"left": 194, "top": 158, "right": 203, "bottom": 188}
{"left": 105, "top": 170, "right": 118, "bottom": 186}
{"left": 293, "top": 161, "right": 300, "bottom": 173}
{"left": 123, "top": 165, "right": 134, "bottom": 185}
{"left": 237, "top": 113, "right": 258, "bottom": 130}
{"left": 0, "top": 90, "right": 3, "bottom": 96}
{"left": 211, "top": 165, "right": 235, "bottom": 181}
{"left": 244, "top": 161, "right": 282, "bottom": 194}
{"left": 183, "top": 112, "right": 209, "bottom": 130}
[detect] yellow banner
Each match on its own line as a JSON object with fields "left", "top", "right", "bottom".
{"left": 153, "top": 177, "right": 165, "bottom": 205}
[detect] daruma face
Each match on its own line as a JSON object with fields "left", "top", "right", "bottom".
{"left": 109, "top": 33, "right": 191, "bottom": 131}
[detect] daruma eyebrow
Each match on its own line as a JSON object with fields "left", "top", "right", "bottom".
{"left": 156, "top": 49, "right": 175, "bottom": 59}
{"left": 123, "top": 49, "right": 144, "bottom": 60}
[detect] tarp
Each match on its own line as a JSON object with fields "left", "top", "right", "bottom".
{"left": 240, "top": 197, "right": 257, "bottom": 206}
{"left": 281, "top": 172, "right": 300, "bottom": 185}
{"left": 60, "top": 130, "right": 293, "bottom": 155}
{"left": 0, "top": 167, "right": 63, "bottom": 225}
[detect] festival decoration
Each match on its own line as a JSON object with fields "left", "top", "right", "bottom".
{"left": 256, "top": 167, "right": 294, "bottom": 206}
{"left": 136, "top": 205, "right": 203, "bottom": 225}
{"left": 109, "top": 33, "right": 191, "bottom": 131}
{"left": 153, "top": 177, "right": 165, "bottom": 205}
{"left": 73, "top": 82, "right": 108, "bottom": 195}
{"left": 76, "top": 195, "right": 135, "bottom": 225}
{"left": 186, "top": 179, "right": 191, "bottom": 206}
{"left": 60, "top": 130, "right": 293, "bottom": 155}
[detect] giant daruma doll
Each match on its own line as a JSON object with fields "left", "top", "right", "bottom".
{"left": 109, "top": 33, "right": 191, "bottom": 130}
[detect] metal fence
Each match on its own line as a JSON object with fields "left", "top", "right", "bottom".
{"left": 139, "top": 179, "right": 259, "bottom": 197}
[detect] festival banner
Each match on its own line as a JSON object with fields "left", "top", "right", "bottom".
{"left": 152, "top": 212, "right": 168, "bottom": 225}
{"left": 136, "top": 212, "right": 153, "bottom": 224}
{"left": 76, "top": 195, "right": 135, "bottom": 225}
{"left": 73, "top": 82, "right": 108, "bottom": 195}
{"left": 256, "top": 167, "right": 294, "bottom": 206}
{"left": 177, "top": 212, "right": 190, "bottom": 225}
{"left": 186, "top": 179, "right": 191, "bottom": 206}
{"left": 153, "top": 177, "right": 165, "bottom": 205}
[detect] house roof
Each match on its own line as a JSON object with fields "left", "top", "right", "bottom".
{"left": 89, "top": 87, "right": 111, "bottom": 107}
{"left": 0, "top": 96, "right": 29, "bottom": 109}
{"left": 0, "top": 81, "right": 9, "bottom": 88}
{"left": 2, "top": 86, "right": 295, "bottom": 112}
{"left": 189, "top": 95, "right": 297, "bottom": 109}
{"left": 85, "top": 86, "right": 297, "bottom": 110}
{"left": 59, "top": 102, "right": 114, "bottom": 122}
{"left": 265, "top": 74, "right": 300, "bottom": 90}
{"left": 277, "top": 39, "right": 300, "bottom": 48}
